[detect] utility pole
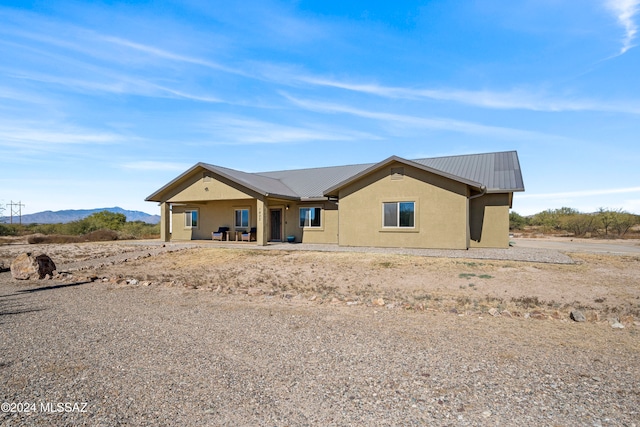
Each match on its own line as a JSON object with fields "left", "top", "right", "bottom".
{"left": 0, "top": 203, "right": 5, "bottom": 222}
{"left": 8, "top": 200, "right": 25, "bottom": 225}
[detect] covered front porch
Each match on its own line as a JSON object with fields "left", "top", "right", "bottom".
{"left": 160, "top": 197, "right": 309, "bottom": 245}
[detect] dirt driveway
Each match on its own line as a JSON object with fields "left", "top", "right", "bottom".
{"left": 1, "top": 239, "right": 639, "bottom": 425}
{"left": 513, "top": 236, "right": 640, "bottom": 255}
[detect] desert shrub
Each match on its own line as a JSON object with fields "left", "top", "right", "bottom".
{"left": 27, "top": 229, "right": 119, "bottom": 244}
{"left": 84, "top": 211, "right": 127, "bottom": 231}
{"left": 121, "top": 221, "right": 160, "bottom": 239}
{"left": 559, "top": 213, "right": 596, "bottom": 237}
{"left": 611, "top": 211, "right": 638, "bottom": 237}
{"left": 0, "top": 223, "right": 14, "bottom": 236}
{"left": 530, "top": 207, "right": 580, "bottom": 231}
{"left": 509, "top": 211, "right": 527, "bottom": 230}
{"left": 83, "top": 229, "right": 119, "bottom": 241}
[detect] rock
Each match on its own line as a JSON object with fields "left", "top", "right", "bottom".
{"left": 488, "top": 308, "right": 500, "bottom": 317}
{"left": 610, "top": 318, "right": 625, "bottom": 329}
{"left": 501, "top": 310, "right": 513, "bottom": 318}
{"left": 570, "top": 310, "right": 586, "bottom": 322}
{"left": 372, "top": 297, "right": 385, "bottom": 306}
{"left": 10, "top": 253, "right": 57, "bottom": 280}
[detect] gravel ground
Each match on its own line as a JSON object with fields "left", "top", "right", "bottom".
{"left": 1, "top": 240, "right": 638, "bottom": 426}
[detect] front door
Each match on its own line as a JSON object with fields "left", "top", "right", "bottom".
{"left": 270, "top": 209, "right": 282, "bottom": 241}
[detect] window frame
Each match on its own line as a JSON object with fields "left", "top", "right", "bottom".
{"left": 299, "top": 207, "right": 322, "bottom": 228}
{"left": 184, "top": 209, "right": 199, "bottom": 229}
{"left": 234, "top": 208, "right": 250, "bottom": 229}
{"left": 382, "top": 201, "right": 415, "bottom": 228}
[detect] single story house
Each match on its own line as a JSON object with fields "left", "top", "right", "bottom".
{"left": 145, "top": 150, "right": 524, "bottom": 249}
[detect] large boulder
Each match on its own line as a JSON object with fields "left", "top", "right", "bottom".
{"left": 10, "top": 253, "right": 57, "bottom": 280}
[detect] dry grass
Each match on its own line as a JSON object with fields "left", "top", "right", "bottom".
{"left": 90, "top": 247, "right": 640, "bottom": 321}
{"left": 27, "top": 229, "right": 120, "bottom": 244}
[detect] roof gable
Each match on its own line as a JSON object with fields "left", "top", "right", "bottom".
{"left": 322, "top": 156, "right": 485, "bottom": 198}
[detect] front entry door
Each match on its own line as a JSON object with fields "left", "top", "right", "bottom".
{"left": 270, "top": 209, "right": 282, "bottom": 241}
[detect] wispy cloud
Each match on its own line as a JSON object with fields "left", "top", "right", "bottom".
{"left": 0, "top": 122, "right": 121, "bottom": 147}
{"left": 284, "top": 94, "right": 565, "bottom": 141}
{"left": 296, "top": 76, "right": 640, "bottom": 114}
{"left": 98, "top": 36, "right": 248, "bottom": 77}
{"left": 519, "top": 186, "right": 640, "bottom": 199}
{"left": 7, "top": 70, "right": 222, "bottom": 103}
{"left": 606, "top": 0, "right": 640, "bottom": 55}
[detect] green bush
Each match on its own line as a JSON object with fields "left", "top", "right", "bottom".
{"left": 2, "top": 210, "right": 159, "bottom": 240}
{"left": 509, "top": 211, "right": 528, "bottom": 230}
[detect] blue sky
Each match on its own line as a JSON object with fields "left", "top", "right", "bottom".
{"left": 1, "top": 0, "right": 639, "bottom": 217}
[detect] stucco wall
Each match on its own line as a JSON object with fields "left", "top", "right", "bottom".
{"left": 172, "top": 200, "right": 258, "bottom": 240}
{"left": 297, "top": 201, "right": 339, "bottom": 244}
{"left": 469, "top": 193, "right": 510, "bottom": 248}
{"left": 165, "top": 170, "right": 254, "bottom": 203}
{"left": 337, "top": 163, "right": 469, "bottom": 249}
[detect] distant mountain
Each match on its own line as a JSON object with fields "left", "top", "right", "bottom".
{"left": 2, "top": 207, "right": 160, "bottom": 224}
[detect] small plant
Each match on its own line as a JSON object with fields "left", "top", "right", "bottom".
{"left": 511, "top": 296, "right": 542, "bottom": 308}
{"left": 459, "top": 273, "right": 476, "bottom": 279}
{"left": 478, "top": 274, "right": 493, "bottom": 279}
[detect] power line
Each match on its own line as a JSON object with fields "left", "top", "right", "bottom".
{"left": 8, "top": 200, "right": 25, "bottom": 225}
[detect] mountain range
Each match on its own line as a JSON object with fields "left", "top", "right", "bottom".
{"left": 1, "top": 207, "right": 160, "bottom": 224}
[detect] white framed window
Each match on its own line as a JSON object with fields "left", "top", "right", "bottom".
{"left": 234, "top": 209, "right": 249, "bottom": 228}
{"left": 383, "top": 202, "right": 415, "bottom": 228}
{"left": 299, "top": 207, "right": 321, "bottom": 228}
{"left": 185, "top": 209, "right": 198, "bottom": 228}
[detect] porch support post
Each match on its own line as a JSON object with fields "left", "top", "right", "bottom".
{"left": 160, "top": 202, "right": 171, "bottom": 242}
{"left": 256, "top": 198, "right": 268, "bottom": 246}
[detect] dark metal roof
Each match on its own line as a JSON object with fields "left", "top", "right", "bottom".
{"left": 412, "top": 151, "right": 524, "bottom": 193}
{"left": 201, "top": 163, "right": 300, "bottom": 199}
{"left": 146, "top": 151, "right": 524, "bottom": 202}
{"left": 258, "top": 163, "right": 371, "bottom": 199}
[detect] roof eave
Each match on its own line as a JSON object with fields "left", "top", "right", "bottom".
{"left": 485, "top": 187, "right": 526, "bottom": 194}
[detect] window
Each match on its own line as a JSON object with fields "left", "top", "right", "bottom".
{"left": 185, "top": 210, "right": 198, "bottom": 228}
{"left": 299, "top": 207, "right": 321, "bottom": 228}
{"left": 383, "top": 202, "right": 414, "bottom": 228}
{"left": 234, "top": 209, "right": 249, "bottom": 228}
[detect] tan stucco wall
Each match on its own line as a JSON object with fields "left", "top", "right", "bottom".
{"left": 294, "top": 201, "right": 339, "bottom": 244}
{"left": 337, "top": 163, "right": 469, "bottom": 249}
{"left": 171, "top": 200, "right": 258, "bottom": 240}
{"left": 469, "top": 193, "right": 510, "bottom": 248}
{"left": 165, "top": 170, "right": 254, "bottom": 203}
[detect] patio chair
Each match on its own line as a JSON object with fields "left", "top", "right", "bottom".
{"left": 212, "top": 227, "right": 229, "bottom": 241}
{"left": 240, "top": 227, "right": 256, "bottom": 242}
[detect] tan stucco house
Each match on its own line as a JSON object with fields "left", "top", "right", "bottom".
{"left": 145, "top": 151, "right": 524, "bottom": 249}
